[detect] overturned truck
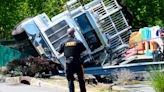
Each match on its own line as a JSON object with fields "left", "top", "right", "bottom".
{"left": 12, "top": 0, "right": 132, "bottom": 70}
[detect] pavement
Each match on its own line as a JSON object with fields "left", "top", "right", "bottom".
{"left": 0, "top": 74, "right": 156, "bottom": 92}
{"left": 0, "top": 75, "right": 67, "bottom": 92}
{"left": 0, "top": 83, "right": 67, "bottom": 92}
{"left": 0, "top": 82, "right": 156, "bottom": 92}
{"left": 1, "top": 75, "right": 109, "bottom": 92}
{"left": 112, "top": 84, "right": 156, "bottom": 92}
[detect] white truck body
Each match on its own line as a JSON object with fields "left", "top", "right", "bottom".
{"left": 12, "top": 0, "right": 132, "bottom": 67}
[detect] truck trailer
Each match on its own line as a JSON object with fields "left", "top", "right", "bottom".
{"left": 12, "top": 0, "right": 133, "bottom": 68}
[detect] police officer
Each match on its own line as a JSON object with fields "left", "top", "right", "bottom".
{"left": 58, "top": 28, "right": 87, "bottom": 92}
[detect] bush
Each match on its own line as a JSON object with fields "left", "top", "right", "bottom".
{"left": 112, "top": 68, "right": 135, "bottom": 85}
{"left": 6, "top": 57, "right": 59, "bottom": 77}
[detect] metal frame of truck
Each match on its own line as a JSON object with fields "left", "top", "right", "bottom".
{"left": 12, "top": 0, "right": 164, "bottom": 75}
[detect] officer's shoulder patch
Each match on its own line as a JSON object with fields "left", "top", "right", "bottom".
{"left": 65, "top": 41, "right": 77, "bottom": 46}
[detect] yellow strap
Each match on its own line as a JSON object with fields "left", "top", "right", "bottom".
{"left": 65, "top": 42, "right": 77, "bottom": 46}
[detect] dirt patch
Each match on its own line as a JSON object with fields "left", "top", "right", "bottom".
{"left": 40, "top": 76, "right": 110, "bottom": 92}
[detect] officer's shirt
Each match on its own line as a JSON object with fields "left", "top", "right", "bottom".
{"left": 58, "top": 37, "right": 86, "bottom": 58}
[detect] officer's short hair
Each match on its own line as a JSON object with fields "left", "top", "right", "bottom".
{"left": 67, "top": 28, "right": 75, "bottom": 36}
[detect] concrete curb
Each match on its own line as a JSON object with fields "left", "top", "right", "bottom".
{"left": 5, "top": 77, "right": 20, "bottom": 85}
{"left": 20, "top": 76, "right": 58, "bottom": 88}
{"left": 112, "top": 85, "right": 129, "bottom": 91}
{"left": 0, "top": 75, "right": 5, "bottom": 83}
{"left": 3, "top": 76, "right": 68, "bottom": 89}
{"left": 30, "top": 78, "right": 56, "bottom": 87}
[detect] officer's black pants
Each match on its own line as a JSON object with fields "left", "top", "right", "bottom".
{"left": 65, "top": 59, "right": 86, "bottom": 92}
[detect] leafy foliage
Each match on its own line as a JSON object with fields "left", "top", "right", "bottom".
{"left": 149, "top": 71, "right": 164, "bottom": 92}
{"left": 123, "top": 0, "right": 164, "bottom": 28}
{"left": 0, "top": 0, "right": 67, "bottom": 40}
{"left": 0, "top": 0, "right": 163, "bottom": 40}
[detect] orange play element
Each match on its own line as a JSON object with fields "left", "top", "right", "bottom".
{"left": 129, "top": 32, "right": 143, "bottom": 50}
{"left": 137, "top": 42, "right": 145, "bottom": 54}
{"left": 149, "top": 41, "right": 158, "bottom": 52}
{"left": 143, "top": 41, "right": 158, "bottom": 54}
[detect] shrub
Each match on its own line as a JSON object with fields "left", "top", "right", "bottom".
{"left": 112, "top": 68, "right": 135, "bottom": 85}
{"left": 6, "top": 57, "right": 59, "bottom": 77}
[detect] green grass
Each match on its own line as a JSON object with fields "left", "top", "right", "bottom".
{"left": 149, "top": 71, "right": 164, "bottom": 92}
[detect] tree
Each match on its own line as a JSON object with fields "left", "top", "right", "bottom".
{"left": 0, "top": 0, "right": 67, "bottom": 40}
{"left": 124, "top": 0, "right": 164, "bottom": 28}
{"left": 0, "top": 0, "right": 163, "bottom": 40}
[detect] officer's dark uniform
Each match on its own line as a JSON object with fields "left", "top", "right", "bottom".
{"left": 58, "top": 36, "right": 86, "bottom": 92}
